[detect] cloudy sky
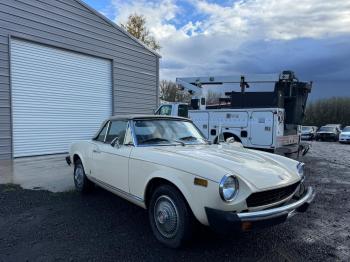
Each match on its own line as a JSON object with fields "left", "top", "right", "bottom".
{"left": 83, "top": 0, "right": 350, "bottom": 100}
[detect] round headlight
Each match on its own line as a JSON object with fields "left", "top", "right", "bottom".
{"left": 219, "top": 175, "right": 239, "bottom": 202}
{"left": 297, "top": 162, "right": 305, "bottom": 179}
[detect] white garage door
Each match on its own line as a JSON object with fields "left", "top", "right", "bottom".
{"left": 11, "top": 39, "right": 112, "bottom": 157}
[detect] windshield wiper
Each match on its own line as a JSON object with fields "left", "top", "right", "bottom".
{"left": 179, "top": 136, "right": 208, "bottom": 144}
{"left": 140, "top": 138, "right": 185, "bottom": 146}
{"left": 179, "top": 136, "right": 198, "bottom": 141}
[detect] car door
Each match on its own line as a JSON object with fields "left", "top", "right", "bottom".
{"left": 91, "top": 120, "right": 132, "bottom": 193}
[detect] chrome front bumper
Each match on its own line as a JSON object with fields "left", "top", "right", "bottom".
{"left": 238, "top": 186, "right": 315, "bottom": 220}
{"left": 205, "top": 186, "right": 316, "bottom": 233}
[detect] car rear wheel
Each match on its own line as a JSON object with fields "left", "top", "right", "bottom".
{"left": 74, "top": 159, "right": 94, "bottom": 193}
{"left": 148, "top": 184, "right": 194, "bottom": 248}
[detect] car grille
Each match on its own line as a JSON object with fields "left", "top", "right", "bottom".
{"left": 246, "top": 182, "right": 300, "bottom": 208}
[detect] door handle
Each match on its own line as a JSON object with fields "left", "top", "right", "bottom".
{"left": 93, "top": 149, "right": 101, "bottom": 153}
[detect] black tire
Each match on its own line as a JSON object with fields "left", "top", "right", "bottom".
{"left": 74, "top": 159, "right": 94, "bottom": 193}
{"left": 148, "top": 184, "right": 195, "bottom": 248}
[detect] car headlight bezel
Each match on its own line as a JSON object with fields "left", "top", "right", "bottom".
{"left": 297, "top": 162, "right": 305, "bottom": 181}
{"left": 219, "top": 175, "right": 239, "bottom": 202}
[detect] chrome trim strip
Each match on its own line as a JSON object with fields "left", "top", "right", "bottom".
{"left": 129, "top": 119, "right": 207, "bottom": 147}
{"left": 238, "top": 186, "right": 315, "bottom": 219}
{"left": 89, "top": 176, "right": 144, "bottom": 203}
{"left": 129, "top": 120, "right": 139, "bottom": 147}
{"left": 103, "top": 121, "right": 111, "bottom": 143}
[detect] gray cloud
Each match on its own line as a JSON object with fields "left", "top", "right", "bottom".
{"left": 160, "top": 35, "right": 350, "bottom": 100}
{"left": 104, "top": 0, "right": 350, "bottom": 100}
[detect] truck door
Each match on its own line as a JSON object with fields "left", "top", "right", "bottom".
{"left": 189, "top": 111, "right": 209, "bottom": 139}
{"left": 250, "top": 111, "right": 274, "bottom": 146}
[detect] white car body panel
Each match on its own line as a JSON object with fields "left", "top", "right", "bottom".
{"left": 69, "top": 134, "right": 301, "bottom": 225}
{"left": 91, "top": 142, "right": 131, "bottom": 193}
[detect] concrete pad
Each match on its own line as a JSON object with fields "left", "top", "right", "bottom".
{"left": 0, "top": 154, "right": 74, "bottom": 192}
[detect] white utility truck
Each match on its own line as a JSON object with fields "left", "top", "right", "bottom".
{"left": 155, "top": 71, "right": 312, "bottom": 156}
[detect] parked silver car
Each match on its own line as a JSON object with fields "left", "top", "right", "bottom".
{"left": 339, "top": 126, "right": 350, "bottom": 144}
{"left": 301, "top": 126, "right": 317, "bottom": 141}
{"left": 316, "top": 126, "right": 340, "bottom": 142}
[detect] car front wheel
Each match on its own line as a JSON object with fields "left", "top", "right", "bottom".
{"left": 74, "top": 159, "right": 94, "bottom": 193}
{"left": 148, "top": 184, "right": 195, "bottom": 248}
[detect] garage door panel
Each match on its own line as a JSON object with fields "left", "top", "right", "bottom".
{"left": 11, "top": 39, "right": 112, "bottom": 157}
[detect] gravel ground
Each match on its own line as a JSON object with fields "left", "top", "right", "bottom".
{"left": 0, "top": 142, "right": 349, "bottom": 262}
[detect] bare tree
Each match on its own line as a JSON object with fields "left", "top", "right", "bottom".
{"left": 160, "top": 80, "right": 191, "bottom": 103}
{"left": 206, "top": 90, "right": 222, "bottom": 105}
{"left": 121, "top": 14, "right": 160, "bottom": 51}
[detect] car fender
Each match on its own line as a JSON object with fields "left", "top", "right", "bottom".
{"left": 129, "top": 159, "right": 217, "bottom": 225}
{"left": 70, "top": 141, "right": 94, "bottom": 176}
{"left": 145, "top": 171, "right": 216, "bottom": 225}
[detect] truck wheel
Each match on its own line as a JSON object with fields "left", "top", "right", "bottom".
{"left": 74, "top": 159, "right": 94, "bottom": 193}
{"left": 148, "top": 184, "right": 194, "bottom": 248}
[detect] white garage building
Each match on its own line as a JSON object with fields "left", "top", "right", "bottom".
{"left": 0, "top": 0, "right": 160, "bottom": 159}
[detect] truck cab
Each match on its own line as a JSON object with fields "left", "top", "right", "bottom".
{"left": 155, "top": 103, "right": 188, "bottom": 118}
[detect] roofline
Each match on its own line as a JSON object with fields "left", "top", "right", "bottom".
{"left": 109, "top": 115, "right": 190, "bottom": 121}
{"left": 76, "top": 0, "right": 161, "bottom": 58}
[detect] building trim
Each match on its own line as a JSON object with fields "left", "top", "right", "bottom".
{"left": 75, "top": 0, "right": 161, "bottom": 58}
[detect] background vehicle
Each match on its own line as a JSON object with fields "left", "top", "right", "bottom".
{"left": 301, "top": 126, "right": 317, "bottom": 140}
{"left": 156, "top": 71, "right": 312, "bottom": 156}
{"left": 339, "top": 126, "right": 350, "bottom": 143}
{"left": 316, "top": 126, "right": 340, "bottom": 141}
{"left": 325, "top": 124, "right": 342, "bottom": 131}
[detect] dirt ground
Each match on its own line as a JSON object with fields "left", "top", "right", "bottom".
{"left": 0, "top": 141, "right": 349, "bottom": 262}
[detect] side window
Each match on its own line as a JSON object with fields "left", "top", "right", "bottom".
{"left": 95, "top": 122, "right": 109, "bottom": 142}
{"left": 178, "top": 104, "right": 189, "bottom": 118}
{"left": 158, "top": 105, "right": 172, "bottom": 116}
{"left": 105, "top": 121, "right": 128, "bottom": 144}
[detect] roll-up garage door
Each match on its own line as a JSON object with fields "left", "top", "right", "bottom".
{"left": 11, "top": 39, "right": 112, "bottom": 157}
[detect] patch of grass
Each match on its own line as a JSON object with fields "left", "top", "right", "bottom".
{"left": 1, "top": 183, "right": 21, "bottom": 192}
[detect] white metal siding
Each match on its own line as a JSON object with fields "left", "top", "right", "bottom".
{"left": 11, "top": 39, "right": 112, "bottom": 157}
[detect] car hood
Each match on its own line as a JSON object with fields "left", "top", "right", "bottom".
{"left": 341, "top": 132, "right": 350, "bottom": 135}
{"left": 139, "top": 144, "right": 300, "bottom": 190}
{"left": 317, "top": 131, "right": 335, "bottom": 134}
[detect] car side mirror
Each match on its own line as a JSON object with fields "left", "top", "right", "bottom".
{"left": 110, "top": 136, "right": 120, "bottom": 148}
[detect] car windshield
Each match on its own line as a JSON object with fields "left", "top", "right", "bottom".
{"left": 342, "top": 127, "right": 350, "bottom": 132}
{"left": 302, "top": 126, "right": 312, "bottom": 131}
{"left": 133, "top": 119, "right": 207, "bottom": 146}
{"left": 319, "top": 126, "right": 335, "bottom": 132}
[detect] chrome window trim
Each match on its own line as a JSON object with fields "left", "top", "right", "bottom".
{"left": 129, "top": 120, "right": 139, "bottom": 147}
{"left": 130, "top": 118, "right": 208, "bottom": 148}
{"left": 124, "top": 121, "right": 135, "bottom": 146}
{"left": 103, "top": 121, "right": 111, "bottom": 143}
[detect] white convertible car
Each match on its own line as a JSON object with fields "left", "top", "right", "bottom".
{"left": 66, "top": 115, "right": 315, "bottom": 248}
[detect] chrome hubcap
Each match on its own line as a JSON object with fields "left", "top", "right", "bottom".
{"left": 74, "top": 166, "right": 84, "bottom": 188}
{"left": 154, "top": 195, "right": 179, "bottom": 239}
